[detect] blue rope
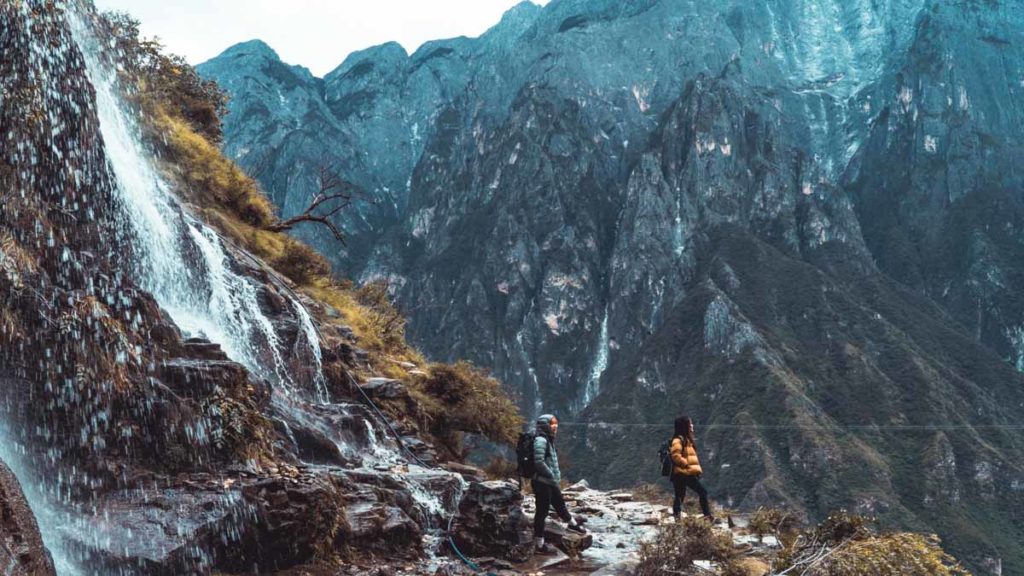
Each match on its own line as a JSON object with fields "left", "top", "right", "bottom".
{"left": 445, "top": 504, "right": 499, "bottom": 575}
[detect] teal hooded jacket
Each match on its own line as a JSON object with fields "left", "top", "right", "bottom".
{"left": 533, "top": 414, "right": 561, "bottom": 487}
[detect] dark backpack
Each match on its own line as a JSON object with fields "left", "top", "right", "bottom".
{"left": 658, "top": 436, "right": 680, "bottom": 477}
{"left": 516, "top": 431, "right": 549, "bottom": 479}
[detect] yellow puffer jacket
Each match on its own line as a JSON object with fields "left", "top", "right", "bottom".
{"left": 670, "top": 436, "right": 703, "bottom": 476}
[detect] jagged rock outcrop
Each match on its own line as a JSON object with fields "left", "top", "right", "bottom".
{"left": 0, "top": 2, "right": 471, "bottom": 574}
{"left": 846, "top": 0, "right": 1024, "bottom": 368}
{"left": 452, "top": 481, "right": 532, "bottom": 562}
{"left": 0, "top": 460, "right": 55, "bottom": 576}
{"left": 202, "top": 1, "right": 1024, "bottom": 572}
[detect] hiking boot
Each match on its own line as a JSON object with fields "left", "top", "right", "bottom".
{"left": 567, "top": 522, "right": 587, "bottom": 534}
{"left": 704, "top": 515, "right": 717, "bottom": 524}
{"left": 535, "top": 541, "right": 558, "bottom": 554}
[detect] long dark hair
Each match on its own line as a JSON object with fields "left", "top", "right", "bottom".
{"left": 674, "top": 415, "right": 695, "bottom": 445}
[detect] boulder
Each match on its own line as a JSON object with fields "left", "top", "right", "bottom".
{"left": 339, "top": 500, "right": 421, "bottom": 552}
{"left": 284, "top": 421, "right": 351, "bottom": 467}
{"left": 65, "top": 481, "right": 249, "bottom": 576}
{"left": 543, "top": 523, "right": 593, "bottom": 558}
{"left": 563, "top": 479, "right": 591, "bottom": 492}
{"left": 359, "top": 378, "right": 406, "bottom": 399}
{"left": 235, "top": 472, "right": 347, "bottom": 571}
{"left": 0, "top": 459, "right": 56, "bottom": 576}
{"left": 157, "top": 357, "right": 268, "bottom": 402}
{"left": 332, "top": 470, "right": 424, "bottom": 556}
{"left": 441, "top": 462, "right": 486, "bottom": 483}
{"left": 451, "top": 481, "right": 531, "bottom": 562}
{"left": 401, "top": 436, "right": 438, "bottom": 466}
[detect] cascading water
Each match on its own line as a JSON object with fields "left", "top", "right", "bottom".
{"left": 575, "top": 307, "right": 610, "bottom": 413}
{"left": 67, "top": 9, "right": 314, "bottom": 394}
{"left": 0, "top": 424, "right": 80, "bottom": 575}
{"left": 60, "top": 7, "right": 462, "bottom": 570}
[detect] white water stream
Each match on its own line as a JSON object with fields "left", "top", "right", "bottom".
{"left": 67, "top": 10, "right": 318, "bottom": 393}
{"left": 63, "top": 7, "right": 457, "bottom": 573}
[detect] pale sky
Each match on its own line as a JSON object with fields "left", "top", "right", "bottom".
{"left": 93, "top": 0, "right": 548, "bottom": 77}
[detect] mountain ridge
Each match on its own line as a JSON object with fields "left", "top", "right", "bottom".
{"left": 200, "top": 0, "right": 1024, "bottom": 571}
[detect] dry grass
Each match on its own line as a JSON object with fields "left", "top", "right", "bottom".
{"left": 635, "top": 516, "right": 745, "bottom": 576}
{"left": 415, "top": 361, "right": 523, "bottom": 452}
{"left": 155, "top": 111, "right": 276, "bottom": 227}
{"left": 631, "top": 482, "right": 671, "bottom": 504}
{"left": 748, "top": 507, "right": 801, "bottom": 543}
{"left": 774, "top": 512, "right": 970, "bottom": 576}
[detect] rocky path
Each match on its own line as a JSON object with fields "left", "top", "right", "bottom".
{"left": 441, "top": 478, "right": 780, "bottom": 576}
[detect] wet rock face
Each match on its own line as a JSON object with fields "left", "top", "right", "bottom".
{"left": 452, "top": 481, "right": 531, "bottom": 561}
{"left": 0, "top": 460, "right": 55, "bottom": 576}
{"left": 2, "top": 4, "right": 472, "bottom": 575}
{"left": 0, "top": 0, "right": 205, "bottom": 499}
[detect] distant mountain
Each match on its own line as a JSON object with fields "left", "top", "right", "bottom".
{"left": 200, "top": 1, "right": 1024, "bottom": 572}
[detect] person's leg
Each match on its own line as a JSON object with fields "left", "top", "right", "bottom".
{"left": 686, "top": 476, "right": 712, "bottom": 518}
{"left": 548, "top": 486, "right": 585, "bottom": 532}
{"left": 671, "top": 476, "right": 687, "bottom": 518}
{"left": 550, "top": 485, "right": 571, "bottom": 522}
{"left": 533, "top": 482, "right": 552, "bottom": 539}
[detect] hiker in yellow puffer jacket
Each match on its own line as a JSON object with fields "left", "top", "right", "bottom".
{"left": 670, "top": 415, "right": 715, "bottom": 522}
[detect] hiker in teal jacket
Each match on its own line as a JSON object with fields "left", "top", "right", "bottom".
{"left": 532, "top": 414, "right": 585, "bottom": 554}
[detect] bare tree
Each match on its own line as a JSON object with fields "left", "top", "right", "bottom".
{"left": 266, "top": 164, "right": 355, "bottom": 245}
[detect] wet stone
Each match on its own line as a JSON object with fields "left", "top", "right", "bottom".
{"left": 451, "top": 481, "right": 531, "bottom": 561}
{"left": 0, "top": 459, "right": 56, "bottom": 576}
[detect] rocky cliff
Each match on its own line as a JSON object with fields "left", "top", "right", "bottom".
{"left": 0, "top": 2, "right": 524, "bottom": 574}
{"left": 201, "top": 0, "right": 1024, "bottom": 572}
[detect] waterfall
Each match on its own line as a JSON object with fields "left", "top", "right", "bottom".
{"left": 578, "top": 307, "right": 610, "bottom": 412}
{"left": 1, "top": 8, "right": 462, "bottom": 574}
{"left": 0, "top": 427, "right": 80, "bottom": 576}
{"left": 66, "top": 9, "right": 320, "bottom": 394}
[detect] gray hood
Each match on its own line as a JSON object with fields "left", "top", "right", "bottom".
{"left": 535, "top": 413, "right": 556, "bottom": 438}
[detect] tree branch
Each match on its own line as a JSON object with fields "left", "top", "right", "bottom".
{"left": 265, "top": 164, "right": 357, "bottom": 245}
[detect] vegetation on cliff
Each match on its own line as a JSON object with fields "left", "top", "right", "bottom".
{"left": 636, "top": 511, "right": 970, "bottom": 576}
{"left": 93, "top": 9, "right": 523, "bottom": 454}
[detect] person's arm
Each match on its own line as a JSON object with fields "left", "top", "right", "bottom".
{"left": 534, "top": 436, "right": 554, "bottom": 480}
{"left": 670, "top": 437, "right": 687, "bottom": 469}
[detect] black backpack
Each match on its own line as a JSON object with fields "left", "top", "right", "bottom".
{"left": 658, "top": 436, "right": 680, "bottom": 477}
{"left": 516, "top": 431, "right": 550, "bottom": 479}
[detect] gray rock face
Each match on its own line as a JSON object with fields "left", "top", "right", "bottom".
{"left": 0, "top": 460, "right": 55, "bottom": 576}
{"left": 451, "top": 481, "right": 531, "bottom": 561}
{"left": 203, "top": 1, "right": 1024, "bottom": 572}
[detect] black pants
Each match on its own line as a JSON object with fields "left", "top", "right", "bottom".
{"left": 532, "top": 480, "right": 571, "bottom": 538}
{"left": 672, "top": 474, "right": 711, "bottom": 517}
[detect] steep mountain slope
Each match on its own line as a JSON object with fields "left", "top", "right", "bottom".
{"left": 0, "top": 3, "right": 524, "bottom": 574}
{"left": 846, "top": 0, "right": 1024, "bottom": 367}
{"left": 201, "top": 0, "right": 1024, "bottom": 571}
